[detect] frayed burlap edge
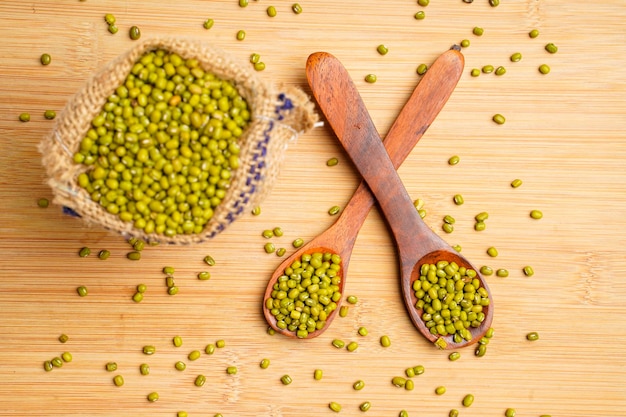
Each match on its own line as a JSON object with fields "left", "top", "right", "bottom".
{"left": 39, "top": 37, "right": 318, "bottom": 244}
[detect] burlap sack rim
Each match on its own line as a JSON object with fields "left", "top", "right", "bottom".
{"left": 39, "top": 36, "right": 317, "bottom": 244}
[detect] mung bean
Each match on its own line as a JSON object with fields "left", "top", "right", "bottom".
{"left": 198, "top": 271, "right": 211, "bottom": 280}
{"left": 526, "top": 331, "right": 539, "bottom": 341}
{"left": 487, "top": 247, "right": 498, "bottom": 257}
{"left": 140, "top": 363, "right": 150, "bottom": 375}
{"left": 329, "top": 402, "right": 342, "bottom": 413}
{"left": 493, "top": 114, "right": 506, "bottom": 125}
{"left": 77, "top": 286, "right": 88, "bottom": 297}
{"left": 453, "top": 244, "right": 462, "bottom": 252}
{"left": 239, "top": 0, "right": 248, "bottom": 7}
{"left": 511, "top": 178, "right": 523, "bottom": 188}
{"left": 18, "top": 112, "right": 31, "bottom": 122}
{"left": 59, "top": 334, "right": 69, "bottom": 343}
{"left": 44, "top": 360, "right": 53, "bottom": 372}
{"left": 129, "top": 26, "right": 141, "bottom": 40}
{"left": 539, "top": 64, "right": 551, "bottom": 74}
{"left": 364, "top": 74, "right": 377, "bottom": 83}
{"left": 236, "top": 30, "right": 246, "bottom": 41}
{"left": 260, "top": 358, "right": 270, "bottom": 369}
{"left": 545, "top": 43, "right": 558, "bottom": 54}
{"left": 474, "top": 221, "right": 486, "bottom": 231}
{"left": 195, "top": 374, "right": 207, "bottom": 386}
{"left": 281, "top": 374, "right": 292, "bottom": 385}
{"left": 453, "top": 194, "right": 464, "bottom": 205}
{"left": 400, "top": 410, "right": 409, "bottom": 417}
{"left": 495, "top": 66, "right": 506, "bottom": 76}
{"left": 339, "top": 305, "right": 349, "bottom": 317}
{"left": 216, "top": 339, "right": 226, "bottom": 348}
{"left": 178, "top": 412, "right": 188, "bottom": 417}
{"left": 436, "top": 386, "right": 447, "bottom": 395}
{"left": 482, "top": 65, "right": 494, "bottom": 74}
{"left": 405, "top": 367, "right": 415, "bottom": 378}
{"left": 414, "top": 365, "right": 425, "bottom": 375}
{"left": 147, "top": 392, "right": 159, "bottom": 402}
{"left": 416, "top": 63, "right": 428, "bottom": 75}
{"left": 475, "top": 343, "right": 487, "bottom": 357}
{"left": 328, "top": 205, "right": 340, "bottom": 215}
{"left": 480, "top": 266, "right": 494, "bottom": 276}
{"left": 37, "top": 198, "right": 49, "bottom": 208}
{"left": 347, "top": 295, "right": 358, "bottom": 304}
{"left": 346, "top": 341, "right": 358, "bottom": 352}
{"left": 472, "top": 27, "right": 484, "bottom": 36}
{"left": 460, "top": 39, "right": 470, "bottom": 48}
{"left": 127, "top": 251, "right": 141, "bottom": 261}
{"left": 332, "top": 339, "right": 345, "bottom": 349}
{"left": 173, "top": 336, "right": 183, "bottom": 347}
{"left": 51, "top": 357, "right": 63, "bottom": 368}
{"left": 113, "top": 375, "right": 124, "bottom": 386}
{"left": 523, "top": 266, "right": 534, "bottom": 276}
{"left": 360, "top": 401, "right": 371, "bottom": 412}
{"left": 44, "top": 110, "right": 57, "bottom": 120}
{"left": 106, "top": 362, "right": 117, "bottom": 372}
{"left": 442, "top": 223, "right": 454, "bottom": 233}
{"left": 326, "top": 157, "right": 339, "bottom": 166}
{"left": 448, "top": 351, "right": 461, "bottom": 361}
{"left": 353, "top": 380, "right": 365, "bottom": 390}
{"left": 276, "top": 248, "right": 286, "bottom": 257}
{"left": 496, "top": 268, "right": 509, "bottom": 277}
{"left": 143, "top": 345, "right": 156, "bottom": 355}
{"left": 175, "top": 361, "right": 186, "bottom": 371}
{"left": 61, "top": 352, "right": 73, "bottom": 362}
{"left": 314, "top": 369, "right": 323, "bottom": 380}
{"left": 392, "top": 376, "right": 407, "bottom": 387}
{"left": 462, "top": 394, "right": 474, "bottom": 407}
{"left": 188, "top": 350, "right": 201, "bottom": 361}
{"left": 530, "top": 209, "right": 543, "bottom": 219}
{"left": 292, "top": 238, "right": 304, "bottom": 248}
{"left": 264, "top": 242, "right": 276, "bottom": 254}
{"left": 529, "top": 29, "right": 540, "bottom": 38}
{"left": 292, "top": 3, "right": 303, "bottom": 14}
{"left": 358, "top": 326, "right": 368, "bottom": 336}
{"left": 505, "top": 408, "right": 516, "bottom": 417}
{"left": 203, "top": 19, "right": 215, "bottom": 29}
{"left": 267, "top": 6, "right": 277, "bottom": 17}
{"left": 252, "top": 206, "right": 261, "bottom": 216}
{"left": 380, "top": 335, "right": 391, "bottom": 347}
{"left": 377, "top": 44, "right": 389, "bottom": 55}
{"left": 254, "top": 62, "right": 266, "bottom": 71}
{"left": 108, "top": 25, "right": 118, "bottom": 34}
{"left": 78, "top": 247, "right": 91, "bottom": 257}
{"left": 449, "top": 409, "right": 459, "bottom": 417}
{"left": 510, "top": 52, "right": 522, "bottom": 62}
{"left": 203, "top": 255, "right": 216, "bottom": 266}
{"left": 414, "top": 11, "right": 425, "bottom": 20}
{"left": 132, "top": 292, "right": 143, "bottom": 303}
{"left": 226, "top": 366, "right": 238, "bottom": 375}
{"left": 489, "top": 0, "right": 500, "bottom": 6}
{"left": 448, "top": 155, "right": 460, "bottom": 165}
{"left": 40, "top": 53, "right": 52, "bottom": 65}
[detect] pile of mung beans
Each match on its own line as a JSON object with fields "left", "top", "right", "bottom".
{"left": 265, "top": 251, "right": 342, "bottom": 338}
{"left": 414, "top": 261, "right": 490, "bottom": 343}
{"left": 73, "top": 49, "right": 251, "bottom": 238}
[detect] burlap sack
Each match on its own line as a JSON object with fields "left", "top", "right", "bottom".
{"left": 40, "top": 37, "right": 318, "bottom": 244}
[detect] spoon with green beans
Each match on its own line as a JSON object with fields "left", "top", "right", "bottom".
{"left": 305, "top": 51, "right": 493, "bottom": 349}
{"left": 262, "top": 47, "right": 466, "bottom": 340}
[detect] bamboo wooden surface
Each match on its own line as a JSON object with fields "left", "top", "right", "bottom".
{"left": 1, "top": 1, "right": 625, "bottom": 416}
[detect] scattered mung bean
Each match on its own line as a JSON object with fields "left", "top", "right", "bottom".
{"left": 448, "top": 351, "right": 461, "bottom": 361}
{"left": 204, "top": 255, "right": 216, "bottom": 266}
{"left": 453, "top": 194, "right": 464, "bottom": 205}
{"left": 510, "top": 52, "right": 522, "bottom": 62}
{"left": 472, "top": 27, "right": 484, "bottom": 36}
{"left": 358, "top": 326, "right": 368, "bottom": 336}
{"left": 414, "top": 365, "right": 425, "bottom": 375}
{"left": 364, "top": 74, "right": 377, "bottom": 83}
{"left": 44, "top": 110, "right": 57, "bottom": 119}
{"left": 140, "top": 363, "right": 150, "bottom": 375}
{"left": 127, "top": 251, "right": 141, "bottom": 261}
{"left": 173, "top": 336, "right": 183, "bottom": 347}
{"left": 377, "top": 44, "right": 389, "bottom": 55}
{"left": 505, "top": 408, "right": 516, "bottom": 417}
{"left": 51, "top": 357, "right": 63, "bottom": 368}
{"left": 260, "top": 358, "right": 270, "bottom": 369}
{"left": 77, "top": 286, "right": 88, "bottom": 297}
{"left": 292, "top": 238, "right": 304, "bottom": 248}
{"left": 59, "top": 334, "right": 69, "bottom": 343}
{"left": 523, "top": 266, "right": 534, "bottom": 276}
{"left": 448, "top": 155, "right": 460, "bottom": 165}
{"left": 236, "top": 30, "right": 246, "bottom": 41}
{"left": 353, "top": 380, "right": 365, "bottom": 390}
{"left": 474, "top": 221, "right": 486, "bottom": 231}
{"left": 539, "top": 64, "right": 551, "bottom": 74}
{"left": 226, "top": 366, "right": 238, "bottom": 375}
{"left": 442, "top": 223, "right": 454, "bottom": 234}
{"left": 405, "top": 379, "right": 415, "bottom": 390}
{"left": 267, "top": 6, "right": 277, "bottom": 17}
{"left": 252, "top": 206, "right": 262, "bottom": 216}
{"left": 496, "top": 268, "right": 509, "bottom": 278}
{"left": 346, "top": 341, "right": 358, "bottom": 352}
{"left": 400, "top": 411, "right": 409, "bottom": 417}
{"left": 530, "top": 209, "right": 543, "bottom": 219}
{"left": 106, "top": 362, "right": 118, "bottom": 372}
{"left": 188, "top": 350, "right": 201, "bottom": 361}
{"left": 526, "top": 331, "right": 539, "bottom": 341}
{"left": 489, "top": 0, "right": 500, "bottom": 6}
{"left": 37, "top": 198, "right": 50, "bottom": 208}
{"left": 487, "top": 247, "right": 498, "bottom": 257}
{"left": 460, "top": 39, "right": 470, "bottom": 48}
{"left": 449, "top": 409, "right": 459, "bottom": 417}
{"left": 143, "top": 345, "right": 156, "bottom": 355}
{"left": 281, "top": 374, "right": 293, "bottom": 385}
{"left": 480, "top": 266, "right": 494, "bottom": 276}
{"left": 360, "top": 401, "right": 371, "bottom": 412}
{"left": 482, "top": 65, "right": 494, "bottom": 74}
{"left": 493, "top": 114, "right": 506, "bottom": 125}
{"left": 462, "top": 394, "right": 474, "bottom": 407}
{"left": 436, "top": 386, "right": 447, "bottom": 395}
{"left": 328, "top": 205, "right": 340, "bottom": 215}
{"left": 292, "top": 3, "right": 303, "bottom": 14}
{"left": 40, "top": 53, "right": 52, "bottom": 65}
{"left": 511, "top": 178, "right": 523, "bottom": 188}
{"left": 147, "top": 392, "right": 159, "bottom": 402}
{"left": 347, "top": 295, "right": 358, "bottom": 304}
{"left": 61, "top": 352, "right": 73, "bottom": 362}
{"left": 264, "top": 242, "right": 276, "bottom": 254}
{"left": 129, "top": 26, "right": 141, "bottom": 40}
{"left": 380, "top": 335, "right": 391, "bottom": 347}
{"left": 98, "top": 249, "right": 110, "bottom": 260}
{"left": 470, "top": 68, "right": 480, "bottom": 77}
{"left": 276, "top": 247, "right": 286, "bottom": 257}
{"left": 239, "top": 0, "right": 248, "bottom": 7}
{"left": 416, "top": 63, "right": 428, "bottom": 75}
{"left": 314, "top": 369, "right": 323, "bottom": 380}
{"left": 332, "top": 339, "right": 345, "bottom": 349}
{"left": 113, "top": 375, "right": 124, "bottom": 386}
{"left": 175, "top": 361, "right": 186, "bottom": 371}
{"left": 495, "top": 66, "right": 506, "bottom": 76}
{"left": 392, "top": 376, "right": 407, "bottom": 387}
{"left": 414, "top": 11, "right": 425, "bottom": 19}
{"left": 529, "top": 29, "right": 540, "bottom": 38}
{"left": 78, "top": 247, "right": 91, "bottom": 257}
{"left": 216, "top": 339, "right": 226, "bottom": 348}
{"left": 339, "top": 305, "right": 349, "bottom": 317}
{"left": 329, "top": 402, "right": 342, "bottom": 413}
{"left": 254, "top": 62, "right": 266, "bottom": 71}
{"left": 108, "top": 25, "right": 119, "bottom": 34}
{"left": 545, "top": 43, "right": 558, "bottom": 54}
{"left": 44, "top": 360, "right": 53, "bottom": 372}
{"left": 203, "top": 19, "right": 215, "bottom": 29}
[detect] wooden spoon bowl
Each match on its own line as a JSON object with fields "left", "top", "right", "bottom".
{"left": 306, "top": 52, "right": 493, "bottom": 348}
{"left": 262, "top": 48, "right": 465, "bottom": 339}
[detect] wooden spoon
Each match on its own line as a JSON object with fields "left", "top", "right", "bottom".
{"left": 262, "top": 48, "right": 465, "bottom": 339}
{"left": 306, "top": 52, "right": 493, "bottom": 349}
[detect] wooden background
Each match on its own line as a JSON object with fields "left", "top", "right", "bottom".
{"left": 1, "top": 1, "right": 625, "bottom": 416}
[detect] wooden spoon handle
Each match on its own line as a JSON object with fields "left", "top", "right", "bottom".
{"left": 307, "top": 51, "right": 461, "bottom": 257}
{"left": 308, "top": 49, "right": 465, "bottom": 242}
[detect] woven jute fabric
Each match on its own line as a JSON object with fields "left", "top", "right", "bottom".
{"left": 39, "top": 37, "right": 318, "bottom": 244}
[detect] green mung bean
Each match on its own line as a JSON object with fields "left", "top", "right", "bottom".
{"left": 236, "top": 30, "right": 246, "bottom": 41}
{"left": 113, "top": 375, "right": 124, "bottom": 386}
{"left": 510, "top": 52, "right": 522, "bottom": 62}
{"left": 96, "top": 249, "right": 110, "bottom": 260}
{"left": 173, "top": 336, "right": 183, "bottom": 347}
{"left": 339, "top": 305, "right": 349, "bottom": 317}
{"left": 511, "top": 178, "right": 523, "bottom": 188}
{"left": 59, "top": 334, "right": 69, "bottom": 343}
{"left": 264, "top": 242, "right": 276, "bottom": 254}
{"left": 61, "top": 352, "right": 73, "bottom": 362}
{"left": 203, "top": 19, "right": 214, "bottom": 29}
{"left": 418, "top": 209, "right": 427, "bottom": 218}
{"left": 107, "top": 25, "right": 118, "bottom": 34}
{"left": 353, "top": 380, "right": 365, "bottom": 390}
{"left": 129, "top": 26, "right": 141, "bottom": 40}
{"left": 332, "top": 339, "right": 345, "bottom": 349}
{"left": 147, "top": 392, "right": 159, "bottom": 402}
{"left": 267, "top": 6, "right": 277, "bottom": 17}
{"left": 326, "top": 157, "right": 339, "bottom": 166}
{"left": 377, "top": 44, "right": 389, "bottom": 55}
{"left": 487, "top": 247, "right": 498, "bottom": 257}
{"left": 254, "top": 61, "right": 266, "bottom": 71}
{"left": 358, "top": 326, "right": 368, "bottom": 336}
{"left": 400, "top": 411, "right": 409, "bottom": 417}
{"left": 216, "top": 339, "right": 225, "bottom": 348}
{"left": 392, "top": 376, "right": 407, "bottom": 387}
{"left": 523, "top": 266, "right": 534, "bottom": 276}
{"left": 273, "top": 227, "right": 284, "bottom": 238}
{"left": 163, "top": 266, "right": 175, "bottom": 276}
{"left": 328, "top": 205, "right": 340, "bottom": 215}
{"left": 414, "top": 11, "right": 425, "bottom": 19}
{"left": 44, "top": 110, "right": 57, "bottom": 120}
{"left": 292, "top": 3, "right": 303, "bottom": 14}
{"left": 460, "top": 39, "right": 470, "bottom": 48}
{"left": 474, "top": 221, "right": 486, "bottom": 231}
{"left": 405, "top": 367, "right": 415, "bottom": 378}
{"left": 448, "top": 155, "right": 460, "bottom": 165}
{"left": 18, "top": 112, "right": 31, "bottom": 122}
{"left": 239, "top": 0, "right": 248, "bottom": 7}
{"left": 37, "top": 198, "right": 49, "bottom": 208}
{"left": 106, "top": 362, "right": 117, "bottom": 372}
{"left": 449, "top": 409, "right": 459, "bottom": 417}
{"left": 260, "top": 358, "right": 270, "bottom": 369}
{"left": 380, "top": 335, "right": 391, "bottom": 347}
{"left": 104, "top": 14, "right": 116, "bottom": 25}
{"left": 132, "top": 292, "right": 144, "bottom": 303}
{"left": 529, "top": 29, "right": 540, "bottom": 38}
{"left": 175, "top": 361, "right": 186, "bottom": 371}
{"left": 453, "top": 194, "right": 464, "bottom": 205}
{"left": 40, "top": 53, "right": 52, "bottom": 65}
{"left": 414, "top": 365, "right": 425, "bottom": 375}
{"left": 188, "top": 350, "right": 201, "bottom": 361}
{"left": 436, "top": 386, "right": 447, "bottom": 395}
{"left": 475, "top": 212, "right": 489, "bottom": 222}
{"left": 444, "top": 215, "right": 455, "bottom": 224}
{"left": 539, "top": 64, "right": 551, "bottom": 74}
{"left": 262, "top": 229, "right": 274, "bottom": 239}
{"left": 453, "top": 244, "right": 462, "bottom": 252}
{"left": 462, "top": 394, "right": 474, "bottom": 407}
{"left": 281, "top": 374, "right": 293, "bottom": 385}
{"left": 44, "top": 360, "right": 53, "bottom": 372}
{"left": 448, "top": 351, "right": 461, "bottom": 361}
{"left": 314, "top": 369, "right": 323, "bottom": 380}
{"left": 495, "top": 66, "right": 506, "bottom": 76}
{"left": 77, "top": 286, "right": 88, "bottom": 297}
{"left": 442, "top": 223, "right": 454, "bottom": 234}
{"left": 545, "top": 43, "right": 558, "bottom": 54}
{"left": 78, "top": 247, "right": 91, "bottom": 257}
{"left": 472, "top": 27, "right": 484, "bottom": 36}
{"left": 482, "top": 65, "right": 494, "bottom": 74}
{"left": 178, "top": 412, "right": 188, "bottom": 417}
{"left": 329, "top": 402, "right": 342, "bottom": 413}
{"left": 364, "top": 74, "right": 377, "bottom": 83}
{"left": 346, "top": 341, "right": 358, "bottom": 352}
{"left": 530, "top": 209, "right": 543, "bottom": 219}
{"left": 127, "top": 251, "right": 141, "bottom": 261}
{"left": 480, "top": 266, "right": 494, "bottom": 276}
{"left": 496, "top": 268, "right": 509, "bottom": 277}
{"left": 470, "top": 68, "right": 480, "bottom": 77}
{"left": 195, "top": 374, "right": 207, "bottom": 386}
{"left": 418, "top": 0, "right": 429, "bottom": 5}
{"left": 360, "top": 401, "right": 371, "bottom": 412}
{"left": 489, "top": 0, "right": 500, "bottom": 6}
{"left": 198, "top": 271, "right": 211, "bottom": 280}
{"left": 347, "top": 295, "right": 358, "bottom": 304}
{"left": 226, "top": 366, "right": 238, "bottom": 375}
{"left": 143, "top": 345, "right": 156, "bottom": 355}
{"left": 475, "top": 343, "right": 487, "bottom": 357}
{"left": 51, "top": 357, "right": 63, "bottom": 368}
{"left": 526, "top": 331, "right": 539, "bottom": 341}
{"left": 505, "top": 408, "right": 516, "bottom": 417}
{"left": 416, "top": 64, "right": 428, "bottom": 75}
{"left": 493, "top": 114, "right": 506, "bottom": 125}
{"left": 252, "top": 206, "right": 262, "bottom": 216}
{"left": 140, "top": 363, "right": 150, "bottom": 375}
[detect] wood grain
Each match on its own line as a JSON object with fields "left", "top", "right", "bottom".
{"left": 1, "top": 1, "right": 625, "bottom": 416}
